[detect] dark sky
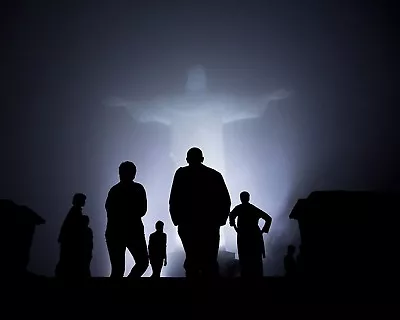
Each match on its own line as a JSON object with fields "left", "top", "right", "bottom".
{"left": 1, "top": 0, "right": 398, "bottom": 276}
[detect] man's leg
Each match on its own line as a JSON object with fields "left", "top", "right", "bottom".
{"left": 126, "top": 233, "right": 149, "bottom": 278}
{"left": 239, "top": 254, "right": 251, "bottom": 277}
{"left": 254, "top": 255, "right": 264, "bottom": 277}
{"left": 106, "top": 234, "right": 126, "bottom": 278}
{"left": 201, "top": 227, "right": 220, "bottom": 277}
{"left": 178, "top": 225, "right": 201, "bottom": 278}
{"left": 150, "top": 260, "right": 163, "bottom": 278}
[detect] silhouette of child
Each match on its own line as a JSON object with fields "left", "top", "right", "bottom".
{"left": 284, "top": 245, "right": 297, "bottom": 277}
{"left": 148, "top": 221, "right": 167, "bottom": 277}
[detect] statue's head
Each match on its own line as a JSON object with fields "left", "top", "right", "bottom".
{"left": 185, "top": 65, "right": 207, "bottom": 93}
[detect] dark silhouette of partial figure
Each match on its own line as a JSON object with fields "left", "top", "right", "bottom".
{"left": 169, "top": 147, "right": 231, "bottom": 278}
{"left": 229, "top": 191, "right": 272, "bottom": 278}
{"left": 148, "top": 221, "right": 167, "bottom": 277}
{"left": 105, "top": 161, "right": 149, "bottom": 278}
{"left": 0, "top": 199, "right": 45, "bottom": 277}
{"left": 284, "top": 245, "right": 297, "bottom": 278}
{"left": 295, "top": 244, "right": 304, "bottom": 277}
{"left": 80, "top": 215, "right": 93, "bottom": 277}
{"left": 56, "top": 193, "right": 91, "bottom": 278}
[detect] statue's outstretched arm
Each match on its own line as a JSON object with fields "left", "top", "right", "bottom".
{"left": 222, "top": 89, "right": 291, "bottom": 123}
{"left": 104, "top": 96, "right": 172, "bottom": 125}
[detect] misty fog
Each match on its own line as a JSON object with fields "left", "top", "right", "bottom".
{"left": 0, "top": 0, "right": 397, "bottom": 276}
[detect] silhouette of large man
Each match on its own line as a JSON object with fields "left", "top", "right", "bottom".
{"left": 169, "top": 147, "right": 231, "bottom": 277}
{"left": 105, "top": 161, "right": 149, "bottom": 278}
{"left": 229, "top": 191, "right": 272, "bottom": 277}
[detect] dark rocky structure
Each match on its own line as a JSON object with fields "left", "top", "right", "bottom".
{"left": 0, "top": 199, "right": 45, "bottom": 276}
{"left": 289, "top": 190, "right": 398, "bottom": 281}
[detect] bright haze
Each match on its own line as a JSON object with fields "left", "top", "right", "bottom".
{"left": 1, "top": 0, "right": 397, "bottom": 277}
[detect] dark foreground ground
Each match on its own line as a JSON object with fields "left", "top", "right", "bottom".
{"left": 4, "top": 275, "right": 397, "bottom": 314}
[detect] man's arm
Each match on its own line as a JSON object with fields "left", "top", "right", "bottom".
{"left": 163, "top": 233, "right": 167, "bottom": 265}
{"left": 255, "top": 206, "right": 272, "bottom": 233}
{"left": 217, "top": 173, "right": 231, "bottom": 226}
{"left": 105, "top": 188, "right": 114, "bottom": 219}
{"left": 137, "top": 184, "right": 148, "bottom": 218}
{"left": 229, "top": 207, "right": 239, "bottom": 231}
{"left": 148, "top": 234, "right": 153, "bottom": 253}
{"left": 169, "top": 168, "right": 183, "bottom": 226}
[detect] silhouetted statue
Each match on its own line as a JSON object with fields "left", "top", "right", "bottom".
{"left": 0, "top": 199, "right": 45, "bottom": 276}
{"left": 229, "top": 191, "right": 272, "bottom": 277}
{"left": 169, "top": 147, "right": 231, "bottom": 277}
{"left": 148, "top": 220, "right": 167, "bottom": 277}
{"left": 105, "top": 161, "right": 149, "bottom": 278}
{"left": 56, "top": 193, "right": 91, "bottom": 278}
{"left": 284, "top": 245, "right": 297, "bottom": 278}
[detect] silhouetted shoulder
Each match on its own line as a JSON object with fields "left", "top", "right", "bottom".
{"left": 175, "top": 166, "right": 188, "bottom": 174}
{"left": 204, "top": 165, "right": 221, "bottom": 175}
{"left": 108, "top": 183, "right": 121, "bottom": 193}
{"left": 199, "top": 165, "right": 224, "bottom": 181}
{"left": 133, "top": 181, "right": 146, "bottom": 191}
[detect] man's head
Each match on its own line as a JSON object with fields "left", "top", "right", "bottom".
{"left": 119, "top": 161, "right": 136, "bottom": 182}
{"left": 72, "top": 193, "right": 86, "bottom": 207}
{"left": 155, "top": 220, "right": 164, "bottom": 232}
{"left": 240, "top": 191, "right": 250, "bottom": 204}
{"left": 186, "top": 147, "right": 204, "bottom": 166}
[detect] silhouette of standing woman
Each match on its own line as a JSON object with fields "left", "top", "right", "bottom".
{"left": 229, "top": 191, "right": 272, "bottom": 277}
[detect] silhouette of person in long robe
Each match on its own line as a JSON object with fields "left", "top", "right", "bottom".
{"left": 105, "top": 161, "right": 149, "bottom": 278}
{"left": 56, "top": 193, "right": 89, "bottom": 278}
{"left": 229, "top": 191, "right": 272, "bottom": 277}
{"left": 169, "top": 147, "right": 231, "bottom": 277}
{"left": 79, "top": 215, "right": 93, "bottom": 277}
{"left": 148, "top": 220, "right": 167, "bottom": 277}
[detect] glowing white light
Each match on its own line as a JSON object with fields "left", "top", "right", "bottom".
{"left": 105, "top": 66, "right": 290, "bottom": 275}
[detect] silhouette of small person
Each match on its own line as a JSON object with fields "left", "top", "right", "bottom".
{"left": 284, "top": 245, "right": 297, "bottom": 277}
{"left": 55, "top": 193, "right": 87, "bottom": 278}
{"left": 169, "top": 147, "right": 231, "bottom": 278}
{"left": 229, "top": 191, "right": 272, "bottom": 277}
{"left": 105, "top": 161, "right": 149, "bottom": 278}
{"left": 79, "top": 215, "right": 93, "bottom": 277}
{"left": 148, "top": 221, "right": 167, "bottom": 278}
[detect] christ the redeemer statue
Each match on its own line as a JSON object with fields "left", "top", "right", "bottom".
{"left": 106, "top": 65, "right": 290, "bottom": 251}
{"left": 106, "top": 65, "right": 290, "bottom": 175}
